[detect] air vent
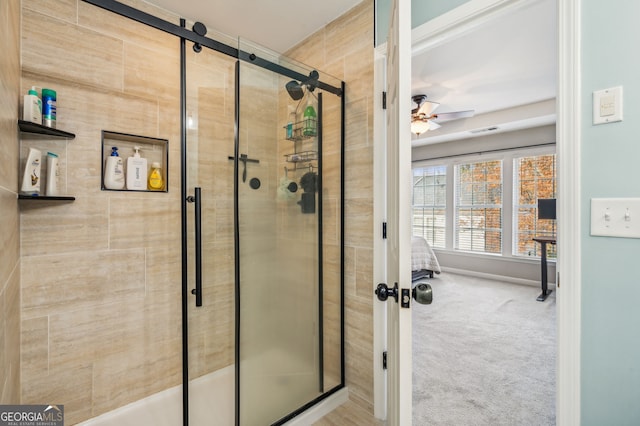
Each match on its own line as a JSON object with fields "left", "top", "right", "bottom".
{"left": 469, "top": 126, "right": 499, "bottom": 134}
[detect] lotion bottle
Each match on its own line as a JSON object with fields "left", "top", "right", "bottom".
{"left": 45, "top": 152, "right": 60, "bottom": 196}
{"left": 104, "top": 146, "right": 125, "bottom": 190}
{"left": 21, "top": 147, "right": 42, "bottom": 195}
{"left": 126, "top": 146, "right": 147, "bottom": 191}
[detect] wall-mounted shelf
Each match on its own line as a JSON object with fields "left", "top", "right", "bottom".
{"left": 18, "top": 120, "right": 76, "bottom": 203}
{"left": 18, "top": 120, "right": 76, "bottom": 139}
{"left": 18, "top": 195, "right": 75, "bottom": 201}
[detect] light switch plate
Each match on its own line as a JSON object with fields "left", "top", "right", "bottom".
{"left": 591, "top": 198, "right": 640, "bottom": 238}
{"left": 593, "top": 86, "right": 623, "bottom": 125}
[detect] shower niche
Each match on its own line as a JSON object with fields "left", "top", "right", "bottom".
{"left": 100, "top": 130, "right": 168, "bottom": 192}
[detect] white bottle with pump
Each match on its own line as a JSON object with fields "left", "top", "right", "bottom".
{"left": 104, "top": 146, "right": 125, "bottom": 190}
{"left": 23, "top": 87, "right": 42, "bottom": 125}
{"left": 126, "top": 146, "right": 147, "bottom": 191}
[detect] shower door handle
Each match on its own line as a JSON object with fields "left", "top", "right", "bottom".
{"left": 187, "top": 187, "right": 203, "bottom": 307}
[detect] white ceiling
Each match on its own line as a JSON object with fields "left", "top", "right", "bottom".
{"left": 142, "top": 0, "right": 363, "bottom": 52}
{"left": 411, "top": 0, "right": 558, "bottom": 146}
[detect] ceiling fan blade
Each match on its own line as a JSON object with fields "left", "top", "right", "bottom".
{"left": 428, "top": 121, "right": 441, "bottom": 131}
{"left": 418, "top": 100, "right": 440, "bottom": 116}
{"left": 432, "top": 110, "right": 475, "bottom": 121}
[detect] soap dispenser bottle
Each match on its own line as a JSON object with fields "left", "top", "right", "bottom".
{"left": 126, "top": 146, "right": 148, "bottom": 191}
{"left": 104, "top": 146, "right": 125, "bottom": 190}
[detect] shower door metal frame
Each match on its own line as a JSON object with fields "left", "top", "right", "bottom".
{"left": 80, "top": 2, "right": 346, "bottom": 425}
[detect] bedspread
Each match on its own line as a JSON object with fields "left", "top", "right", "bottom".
{"left": 411, "top": 236, "right": 441, "bottom": 273}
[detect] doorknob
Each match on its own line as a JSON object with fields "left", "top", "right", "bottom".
{"left": 375, "top": 283, "right": 398, "bottom": 303}
{"left": 412, "top": 283, "right": 433, "bottom": 305}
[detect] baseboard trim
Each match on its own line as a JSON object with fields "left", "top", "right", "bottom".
{"left": 440, "top": 266, "right": 556, "bottom": 288}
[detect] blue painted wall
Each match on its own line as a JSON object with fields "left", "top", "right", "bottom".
{"left": 375, "top": 0, "right": 472, "bottom": 45}
{"left": 581, "top": 1, "right": 640, "bottom": 424}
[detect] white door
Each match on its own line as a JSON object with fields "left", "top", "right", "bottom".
{"left": 384, "top": 0, "right": 413, "bottom": 423}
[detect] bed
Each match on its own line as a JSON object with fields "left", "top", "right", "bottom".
{"left": 411, "top": 236, "right": 441, "bottom": 281}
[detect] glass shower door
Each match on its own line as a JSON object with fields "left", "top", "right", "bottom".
{"left": 184, "top": 35, "right": 238, "bottom": 425}
{"left": 237, "top": 40, "right": 325, "bottom": 425}
{"left": 182, "top": 32, "right": 343, "bottom": 425}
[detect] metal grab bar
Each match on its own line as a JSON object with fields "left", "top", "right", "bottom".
{"left": 187, "top": 187, "right": 202, "bottom": 307}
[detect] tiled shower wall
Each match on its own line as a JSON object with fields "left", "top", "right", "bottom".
{"left": 286, "top": 0, "right": 376, "bottom": 413}
{"left": 19, "top": 1, "right": 184, "bottom": 423}
{"left": 1, "top": 0, "right": 21, "bottom": 405}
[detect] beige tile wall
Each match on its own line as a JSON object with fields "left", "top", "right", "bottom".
{"left": 286, "top": 0, "right": 376, "bottom": 413}
{"left": 19, "top": 1, "right": 185, "bottom": 423}
{"left": 0, "top": 0, "right": 21, "bottom": 405}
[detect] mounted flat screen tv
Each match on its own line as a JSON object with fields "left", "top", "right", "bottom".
{"left": 538, "top": 198, "right": 556, "bottom": 220}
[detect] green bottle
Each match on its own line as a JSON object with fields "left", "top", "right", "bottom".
{"left": 303, "top": 98, "right": 317, "bottom": 136}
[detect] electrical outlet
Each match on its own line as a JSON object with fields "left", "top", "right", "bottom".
{"left": 591, "top": 198, "right": 640, "bottom": 238}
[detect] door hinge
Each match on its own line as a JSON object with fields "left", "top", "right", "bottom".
{"left": 382, "top": 91, "right": 387, "bottom": 110}
{"left": 383, "top": 351, "right": 387, "bottom": 370}
{"left": 382, "top": 222, "right": 387, "bottom": 239}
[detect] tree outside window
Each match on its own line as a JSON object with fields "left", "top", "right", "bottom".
{"left": 513, "top": 154, "right": 557, "bottom": 258}
{"left": 454, "top": 160, "right": 502, "bottom": 254}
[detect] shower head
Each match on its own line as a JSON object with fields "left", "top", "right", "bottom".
{"left": 285, "top": 70, "right": 320, "bottom": 100}
{"left": 285, "top": 80, "right": 304, "bottom": 100}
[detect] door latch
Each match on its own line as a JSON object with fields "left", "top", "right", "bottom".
{"left": 376, "top": 283, "right": 411, "bottom": 309}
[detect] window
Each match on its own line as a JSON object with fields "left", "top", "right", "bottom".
{"left": 412, "top": 165, "right": 446, "bottom": 248}
{"left": 454, "top": 160, "right": 502, "bottom": 254}
{"left": 413, "top": 144, "right": 556, "bottom": 260}
{"left": 513, "top": 154, "right": 557, "bottom": 258}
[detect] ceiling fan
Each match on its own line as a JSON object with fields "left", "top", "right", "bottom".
{"left": 411, "top": 94, "right": 475, "bottom": 136}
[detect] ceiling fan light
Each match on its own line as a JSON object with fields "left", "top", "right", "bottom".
{"left": 411, "top": 120, "right": 431, "bottom": 136}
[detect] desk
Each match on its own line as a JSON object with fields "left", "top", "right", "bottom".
{"left": 532, "top": 236, "right": 556, "bottom": 301}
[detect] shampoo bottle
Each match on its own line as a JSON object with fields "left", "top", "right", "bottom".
{"left": 21, "top": 147, "right": 42, "bottom": 195}
{"left": 147, "top": 162, "right": 164, "bottom": 191}
{"left": 23, "top": 87, "right": 42, "bottom": 125}
{"left": 104, "top": 146, "right": 125, "bottom": 190}
{"left": 45, "top": 152, "right": 60, "bottom": 196}
{"left": 126, "top": 146, "right": 147, "bottom": 190}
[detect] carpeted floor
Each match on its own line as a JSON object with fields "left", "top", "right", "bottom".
{"left": 413, "top": 272, "right": 556, "bottom": 426}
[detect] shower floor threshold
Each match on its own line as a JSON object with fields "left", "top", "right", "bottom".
{"left": 76, "top": 365, "right": 348, "bottom": 426}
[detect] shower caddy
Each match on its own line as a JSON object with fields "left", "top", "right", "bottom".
{"left": 283, "top": 90, "right": 318, "bottom": 174}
